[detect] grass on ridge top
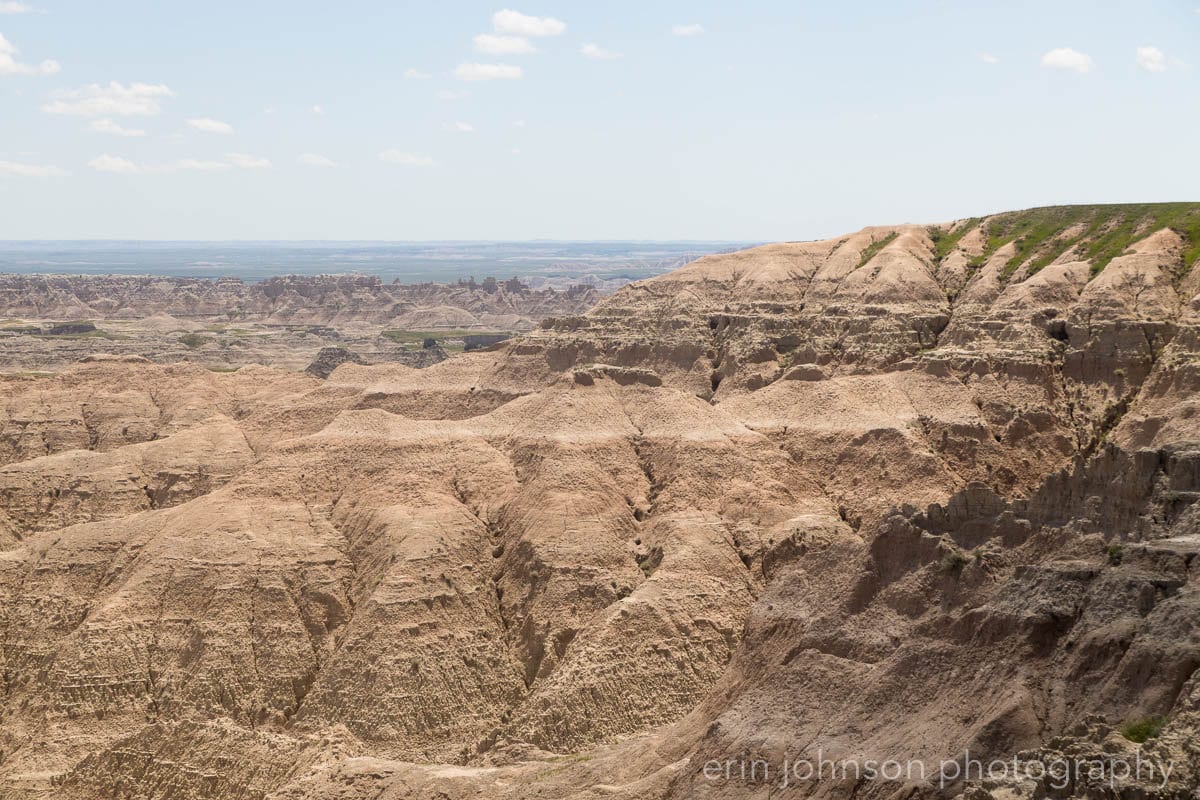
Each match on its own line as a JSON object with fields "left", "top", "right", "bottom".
{"left": 856, "top": 231, "right": 899, "bottom": 270}
{"left": 957, "top": 203, "right": 1200, "bottom": 280}
{"left": 928, "top": 218, "right": 982, "bottom": 261}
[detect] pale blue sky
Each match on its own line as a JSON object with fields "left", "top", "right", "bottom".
{"left": 0, "top": 0, "right": 1196, "bottom": 240}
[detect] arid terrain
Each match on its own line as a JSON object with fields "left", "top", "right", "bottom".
{"left": 1, "top": 203, "right": 1199, "bottom": 799}
{"left": 0, "top": 275, "right": 599, "bottom": 373}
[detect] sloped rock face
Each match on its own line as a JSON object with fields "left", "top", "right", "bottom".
{"left": 1, "top": 204, "right": 1199, "bottom": 800}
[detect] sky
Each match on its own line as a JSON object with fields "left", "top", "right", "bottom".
{"left": 0, "top": 0, "right": 1197, "bottom": 241}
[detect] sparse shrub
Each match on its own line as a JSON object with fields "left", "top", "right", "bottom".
{"left": 177, "top": 333, "right": 213, "bottom": 349}
{"left": 1121, "top": 715, "right": 1167, "bottom": 743}
{"left": 940, "top": 549, "right": 969, "bottom": 573}
{"left": 1107, "top": 543, "right": 1125, "bottom": 566}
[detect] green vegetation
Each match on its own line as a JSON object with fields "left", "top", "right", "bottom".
{"left": 928, "top": 219, "right": 981, "bottom": 260}
{"left": 177, "top": 333, "right": 214, "bottom": 349}
{"left": 940, "top": 548, "right": 969, "bottom": 573}
{"left": 1107, "top": 543, "right": 1125, "bottom": 566}
{"left": 856, "top": 231, "right": 899, "bottom": 270}
{"left": 959, "top": 203, "right": 1200, "bottom": 279}
{"left": 381, "top": 328, "right": 507, "bottom": 354}
{"left": 36, "top": 329, "right": 128, "bottom": 340}
{"left": 1121, "top": 715, "right": 1167, "bottom": 743}
{"left": 381, "top": 328, "right": 484, "bottom": 344}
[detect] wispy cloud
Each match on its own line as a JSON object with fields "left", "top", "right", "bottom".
{"left": 43, "top": 82, "right": 173, "bottom": 116}
{"left": 311, "top": 104, "right": 324, "bottom": 116}
{"left": 88, "top": 154, "right": 140, "bottom": 173}
{"left": 444, "top": 121, "right": 475, "bottom": 133}
{"left": 0, "top": 2, "right": 35, "bottom": 14}
{"left": 438, "top": 89, "right": 470, "bottom": 101}
{"left": 187, "top": 117, "right": 233, "bottom": 134}
{"left": 455, "top": 62, "right": 522, "bottom": 81}
{"left": 581, "top": 43, "right": 622, "bottom": 60}
{"left": 1040, "top": 47, "right": 1094, "bottom": 74}
{"left": 474, "top": 33, "right": 536, "bottom": 55}
{"left": 175, "top": 158, "right": 232, "bottom": 172}
{"left": 403, "top": 67, "right": 431, "bottom": 79}
{"left": 379, "top": 150, "right": 434, "bottom": 167}
{"left": 89, "top": 118, "right": 146, "bottom": 137}
{"left": 492, "top": 9, "right": 565, "bottom": 37}
{"left": 978, "top": 52, "right": 999, "bottom": 65}
{"left": 88, "top": 153, "right": 270, "bottom": 174}
{"left": 0, "top": 158, "right": 67, "bottom": 176}
{"left": 1135, "top": 46, "right": 1167, "bottom": 73}
{"left": 671, "top": 23, "right": 705, "bottom": 37}
{"left": 0, "top": 32, "right": 59, "bottom": 76}
{"left": 298, "top": 153, "right": 337, "bottom": 167}
{"left": 226, "top": 153, "right": 271, "bottom": 169}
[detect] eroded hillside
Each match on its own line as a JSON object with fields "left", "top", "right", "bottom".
{"left": 1, "top": 204, "right": 1199, "bottom": 799}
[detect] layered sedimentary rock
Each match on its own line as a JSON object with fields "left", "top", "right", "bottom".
{"left": 1, "top": 204, "right": 1199, "bottom": 799}
{"left": 0, "top": 275, "right": 598, "bottom": 328}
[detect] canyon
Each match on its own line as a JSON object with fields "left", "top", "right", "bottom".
{"left": 1, "top": 203, "right": 1198, "bottom": 799}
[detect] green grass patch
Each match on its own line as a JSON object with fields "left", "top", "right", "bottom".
{"left": 963, "top": 203, "right": 1200, "bottom": 280}
{"left": 856, "top": 231, "right": 899, "bottom": 270}
{"left": 1120, "top": 715, "right": 1167, "bottom": 743}
{"left": 381, "top": 328, "right": 487, "bottom": 344}
{"left": 178, "top": 333, "right": 214, "bottom": 349}
{"left": 928, "top": 219, "right": 981, "bottom": 261}
{"left": 35, "top": 330, "right": 128, "bottom": 340}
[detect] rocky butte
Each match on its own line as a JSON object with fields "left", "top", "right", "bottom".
{"left": 0, "top": 202, "right": 1199, "bottom": 799}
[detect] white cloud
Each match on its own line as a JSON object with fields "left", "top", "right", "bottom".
{"left": 403, "top": 67, "right": 431, "bottom": 79}
{"left": 1040, "top": 47, "right": 1094, "bottom": 74}
{"left": 492, "top": 9, "right": 565, "bottom": 37}
{"left": 175, "top": 158, "right": 231, "bottom": 172}
{"left": 187, "top": 117, "right": 233, "bottom": 134}
{"left": 0, "top": 2, "right": 34, "bottom": 13}
{"left": 513, "top": 119, "right": 526, "bottom": 127}
{"left": 671, "top": 23, "right": 705, "bottom": 37}
{"left": 379, "top": 149, "right": 434, "bottom": 167}
{"left": 444, "top": 121, "right": 475, "bottom": 133}
{"left": 226, "top": 153, "right": 271, "bottom": 169}
{"left": 978, "top": 52, "right": 999, "bottom": 65}
{"left": 88, "top": 154, "right": 141, "bottom": 173}
{"left": 43, "top": 82, "right": 173, "bottom": 116}
{"left": 1135, "top": 46, "right": 1167, "bottom": 72}
{"left": 89, "top": 118, "right": 146, "bottom": 137}
{"left": 87, "top": 154, "right": 271, "bottom": 174}
{"left": 438, "top": 89, "right": 470, "bottom": 101}
{"left": 311, "top": 104, "right": 324, "bottom": 116}
{"left": 298, "top": 153, "right": 337, "bottom": 168}
{"left": 581, "top": 43, "right": 622, "bottom": 60}
{"left": 455, "top": 62, "right": 522, "bottom": 81}
{"left": 0, "top": 32, "right": 59, "bottom": 76}
{"left": 474, "top": 33, "right": 536, "bottom": 55}
{"left": 0, "top": 158, "right": 67, "bottom": 177}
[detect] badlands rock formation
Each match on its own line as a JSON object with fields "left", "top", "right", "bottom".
{"left": 0, "top": 275, "right": 596, "bottom": 373}
{"left": 1, "top": 204, "right": 1198, "bottom": 799}
{"left": 0, "top": 275, "right": 598, "bottom": 329}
